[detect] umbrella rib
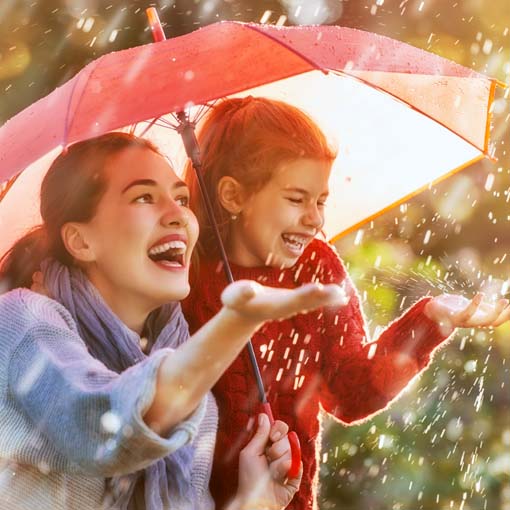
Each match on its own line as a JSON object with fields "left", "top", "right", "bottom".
{"left": 62, "top": 60, "right": 101, "bottom": 146}
{"left": 0, "top": 174, "right": 20, "bottom": 204}
{"left": 243, "top": 23, "right": 328, "bottom": 75}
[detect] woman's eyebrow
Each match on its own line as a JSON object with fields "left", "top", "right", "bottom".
{"left": 122, "top": 179, "right": 188, "bottom": 194}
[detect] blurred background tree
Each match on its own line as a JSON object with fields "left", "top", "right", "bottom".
{"left": 1, "top": 1, "right": 509, "bottom": 509}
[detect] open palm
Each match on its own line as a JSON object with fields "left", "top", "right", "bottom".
{"left": 425, "top": 293, "right": 510, "bottom": 335}
{"left": 221, "top": 279, "right": 348, "bottom": 324}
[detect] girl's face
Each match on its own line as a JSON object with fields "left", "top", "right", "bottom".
{"left": 76, "top": 147, "right": 198, "bottom": 316}
{"left": 228, "top": 158, "right": 331, "bottom": 268}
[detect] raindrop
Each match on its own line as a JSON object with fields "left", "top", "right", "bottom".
{"left": 482, "top": 39, "right": 493, "bottom": 55}
{"left": 101, "top": 411, "right": 122, "bottom": 434}
{"left": 484, "top": 173, "right": 495, "bottom": 191}
{"left": 260, "top": 10, "right": 272, "bottom": 24}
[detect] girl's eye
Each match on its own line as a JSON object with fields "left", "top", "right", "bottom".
{"left": 318, "top": 200, "right": 327, "bottom": 208}
{"left": 287, "top": 197, "right": 303, "bottom": 204}
{"left": 134, "top": 193, "right": 154, "bottom": 204}
{"left": 176, "top": 195, "right": 189, "bottom": 207}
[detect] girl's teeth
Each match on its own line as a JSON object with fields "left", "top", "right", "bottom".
{"left": 282, "top": 235, "right": 304, "bottom": 250}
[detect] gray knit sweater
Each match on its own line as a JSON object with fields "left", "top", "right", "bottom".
{"left": 0, "top": 288, "right": 217, "bottom": 509}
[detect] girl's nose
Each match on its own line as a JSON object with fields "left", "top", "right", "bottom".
{"left": 160, "top": 198, "right": 188, "bottom": 228}
{"left": 303, "top": 203, "right": 324, "bottom": 230}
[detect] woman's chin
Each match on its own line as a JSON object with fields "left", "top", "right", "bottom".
{"left": 147, "top": 279, "right": 190, "bottom": 306}
{"left": 162, "top": 284, "right": 190, "bottom": 304}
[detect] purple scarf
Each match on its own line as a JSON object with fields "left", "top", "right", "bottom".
{"left": 41, "top": 259, "right": 197, "bottom": 510}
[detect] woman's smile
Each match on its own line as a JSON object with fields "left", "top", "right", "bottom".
{"left": 148, "top": 234, "right": 188, "bottom": 271}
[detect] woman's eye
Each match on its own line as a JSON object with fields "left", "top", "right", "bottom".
{"left": 176, "top": 196, "right": 189, "bottom": 207}
{"left": 318, "top": 200, "right": 327, "bottom": 208}
{"left": 287, "top": 197, "right": 303, "bottom": 204}
{"left": 134, "top": 193, "right": 154, "bottom": 204}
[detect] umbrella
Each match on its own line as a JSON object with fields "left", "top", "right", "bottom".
{"left": 0, "top": 11, "right": 501, "bottom": 479}
{"left": 0, "top": 19, "right": 501, "bottom": 253}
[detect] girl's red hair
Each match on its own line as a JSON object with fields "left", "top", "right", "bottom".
{"left": 184, "top": 96, "right": 336, "bottom": 260}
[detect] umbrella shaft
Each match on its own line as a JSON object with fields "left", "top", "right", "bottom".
{"left": 176, "top": 112, "right": 267, "bottom": 404}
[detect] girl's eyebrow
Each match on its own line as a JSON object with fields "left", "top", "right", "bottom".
{"left": 122, "top": 179, "right": 188, "bottom": 194}
{"left": 283, "top": 187, "right": 329, "bottom": 196}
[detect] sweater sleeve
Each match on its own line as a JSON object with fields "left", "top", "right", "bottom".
{"left": 7, "top": 303, "right": 206, "bottom": 477}
{"left": 316, "top": 243, "right": 453, "bottom": 424}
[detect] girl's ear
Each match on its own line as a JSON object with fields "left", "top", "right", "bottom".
{"left": 217, "top": 176, "right": 245, "bottom": 215}
{"left": 61, "top": 223, "right": 96, "bottom": 262}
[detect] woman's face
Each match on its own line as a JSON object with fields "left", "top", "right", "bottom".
{"left": 227, "top": 158, "right": 331, "bottom": 268}
{"left": 77, "top": 146, "right": 198, "bottom": 315}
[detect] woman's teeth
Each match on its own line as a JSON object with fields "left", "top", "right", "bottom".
{"left": 148, "top": 240, "right": 186, "bottom": 256}
{"left": 148, "top": 240, "right": 186, "bottom": 266}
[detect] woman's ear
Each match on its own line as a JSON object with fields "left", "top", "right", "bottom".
{"left": 61, "top": 223, "right": 96, "bottom": 262}
{"left": 217, "top": 176, "right": 245, "bottom": 215}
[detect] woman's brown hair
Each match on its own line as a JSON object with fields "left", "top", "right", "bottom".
{"left": 0, "top": 132, "right": 161, "bottom": 291}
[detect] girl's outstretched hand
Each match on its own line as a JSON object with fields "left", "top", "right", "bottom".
{"left": 221, "top": 280, "right": 348, "bottom": 324}
{"left": 425, "top": 293, "right": 510, "bottom": 335}
{"left": 228, "top": 413, "right": 302, "bottom": 510}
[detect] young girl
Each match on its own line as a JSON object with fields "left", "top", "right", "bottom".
{"left": 0, "top": 132, "right": 344, "bottom": 510}
{"left": 182, "top": 97, "right": 510, "bottom": 510}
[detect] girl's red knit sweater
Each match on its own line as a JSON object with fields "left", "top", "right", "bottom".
{"left": 182, "top": 239, "right": 451, "bottom": 510}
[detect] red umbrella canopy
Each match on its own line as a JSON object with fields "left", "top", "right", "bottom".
{"left": 0, "top": 21, "right": 500, "bottom": 255}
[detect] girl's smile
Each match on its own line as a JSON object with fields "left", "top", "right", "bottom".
{"left": 227, "top": 158, "right": 331, "bottom": 268}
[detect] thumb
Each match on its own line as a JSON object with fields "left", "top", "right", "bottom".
{"left": 243, "top": 413, "right": 271, "bottom": 456}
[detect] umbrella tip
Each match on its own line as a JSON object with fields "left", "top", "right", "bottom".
{"left": 146, "top": 7, "right": 166, "bottom": 43}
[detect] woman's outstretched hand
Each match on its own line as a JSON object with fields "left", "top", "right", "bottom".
{"left": 228, "top": 414, "right": 302, "bottom": 510}
{"left": 425, "top": 293, "right": 510, "bottom": 335}
{"left": 221, "top": 280, "right": 348, "bottom": 325}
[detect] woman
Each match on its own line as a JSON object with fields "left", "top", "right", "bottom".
{"left": 0, "top": 132, "right": 344, "bottom": 509}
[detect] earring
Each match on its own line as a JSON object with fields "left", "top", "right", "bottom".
{"left": 231, "top": 214, "right": 238, "bottom": 221}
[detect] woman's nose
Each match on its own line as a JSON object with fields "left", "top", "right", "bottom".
{"left": 160, "top": 198, "right": 188, "bottom": 228}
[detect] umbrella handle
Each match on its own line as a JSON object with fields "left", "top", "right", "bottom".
{"left": 261, "top": 402, "right": 302, "bottom": 480}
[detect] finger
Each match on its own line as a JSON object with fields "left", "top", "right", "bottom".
{"left": 268, "top": 448, "right": 292, "bottom": 481}
{"left": 241, "top": 414, "right": 271, "bottom": 457}
{"left": 483, "top": 298, "right": 509, "bottom": 325}
{"left": 469, "top": 297, "right": 507, "bottom": 327}
{"left": 285, "top": 462, "right": 303, "bottom": 490}
{"left": 453, "top": 293, "right": 483, "bottom": 323}
{"left": 32, "top": 271, "right": 43, "bottom": 284}
{"left": 269, "top": 420, "right": 289, "bottom": 443}
{"left": 488, "top": 302, "right": 510, "bottom": 327}
{"left": 221, "top": 280, "right": 258, "bottom": 309}
{"left": 272, "top": 283, "right": 347, "bottom": 318}
{"left": 297, "top": 283, "right": 348, "bottom": 308}
{"left": 266, "top": 435, "right": 291, "bottom": 463}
